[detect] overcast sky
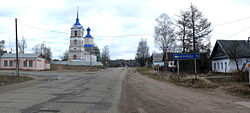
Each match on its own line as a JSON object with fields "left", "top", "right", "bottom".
{"left": 0, "top": 0, "right": 250, "bottom": 60}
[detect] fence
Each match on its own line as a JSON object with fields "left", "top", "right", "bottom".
{"left": 51, "top": 60, "right": 103, "bottom": 66}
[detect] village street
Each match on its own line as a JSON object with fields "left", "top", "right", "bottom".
{"left": 1, "top": 68, "right": 250, "bottom": 113}
{"left": 0, "top": 68, "right": 126, "bottom": 113}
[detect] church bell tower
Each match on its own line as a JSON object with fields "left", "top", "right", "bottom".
{"left": 69, "top": 9, "right": 85, "bottom": 60}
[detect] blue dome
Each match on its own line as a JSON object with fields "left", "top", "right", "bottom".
{"left": 85, "top": 27, "right": 92, "bottom": 38}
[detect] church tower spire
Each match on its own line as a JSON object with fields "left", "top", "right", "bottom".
{"left": 74, "top": 7, "right": 81, "bottom": 26}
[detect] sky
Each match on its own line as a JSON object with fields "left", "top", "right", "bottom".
{"left": 0, "top": 0, "right": 250, "bottom": 60}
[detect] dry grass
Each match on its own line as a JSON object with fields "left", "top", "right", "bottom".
{"left": 0, "top": 74, "right": 33, "bottom": 86}
{"left": 208, "top": 76, "right": 250, "bottom": 98}
{"left": 175, "top": 77, "right": 218, "bottom": 88}
{"left": 137, "top": 68, "right": 250, "bottom": 98}
{"left": 137, "top": 68, "right": 217, "bottom": 88}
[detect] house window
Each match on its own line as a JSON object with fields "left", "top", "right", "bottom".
{"left": 225, "top": 62, "right": 227, "bottom": 69}
{"left": 23, "top": 61, "right": 27, "bottom": 67}
{"left": 75, "top": 31, "right": 77, "bottom": 36}
{"left": 214, "top": 63, "right": 216, "bottom": 71}
{"left": 217, "top": 63, "right": 219, "bottom": 69}
{"left": 29, "top": 60, "right": 33, "bottom": 67}
{"left": 4, "top": 60, "right": 8, "bottom": 67}
{"left": 221, "top": 63, "right": 223, "bottom": 70}
{"left": 9, "top": 61, "right": 13, "bottom": 67}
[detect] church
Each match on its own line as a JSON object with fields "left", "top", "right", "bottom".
{"left": 68, "top": 10, "right": 101, "bottom": 65}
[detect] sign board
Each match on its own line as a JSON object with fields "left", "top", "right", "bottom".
{"left": 248, "top": 64, "right": 250, "bottom": 68}
{"left": 173, "top": 53, "right": 200, "bottom": 60}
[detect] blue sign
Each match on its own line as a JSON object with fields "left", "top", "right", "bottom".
{"left": 173, "top": 53, "right": 200, "bottom": 60}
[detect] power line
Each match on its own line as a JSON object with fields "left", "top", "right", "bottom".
{"left": 21, "top": 16, "right": 250, "bottom": 38}
{"left": 22, "top": 24, "right": 154, "bottom": 37}
{"left": 95, "top": 34, "right": 153, "bottom": 37}
{"left": 213, "top": 16, "right": 250, "bottom": 27}
{"left": 227, "top": 25, "right": 250, "bottom": 38}
{"left": 23, "top": 24, "right": 68, "bottom": 34}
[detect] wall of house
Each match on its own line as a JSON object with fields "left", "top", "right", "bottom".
{"left": 212, "top": 58, "right": 249, "bottom": 73}
{"left": 45, "top": 63, "right": 50, "bottom": 70}
{"left": 152, "top": 62, "right": 164, "bottom": 67}
{"left": 0, "top": 58, "right": 48, "bottom": 70}
{"left": 168, "top": 61, "right": 175, "bottom": 68}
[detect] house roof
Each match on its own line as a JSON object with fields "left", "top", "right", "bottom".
{"left": 0, "top": 53, "right": 42, "bottom": 58}
{"left": 152, "top": 53, "right": 163, "bottom": 62}
{"left": 152, "top": 53, "right": 175, "bottom": 62}
{"left": 211, "top": 40, "right": 250, "bottom": 60}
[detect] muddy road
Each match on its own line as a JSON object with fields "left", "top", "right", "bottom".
{"left": 120, "top": 68, "right": 250, "bottom": 113}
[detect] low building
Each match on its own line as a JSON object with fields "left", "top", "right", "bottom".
{"left": 0, "top": 53, "right": 50, "bottom": 70}
{"left": 210, "top": 39, "right": 250, "bottom": 73}
{"left": 151, "top": 53, "right": 175, "bottom": 68}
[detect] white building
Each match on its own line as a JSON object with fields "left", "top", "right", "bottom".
{"left": 68, "top": 10, "right": 98, "bottom": 62}
{"left": 152, "top": 53, "right": 175, "bottom": 68}
{"left": 210, "top": 39, "right": 250, "bottom": 73}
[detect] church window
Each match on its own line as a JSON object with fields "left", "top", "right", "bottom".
{"left": 75, "top": 31, "right": 77, "bottom": 36}
{"left": 74, "top": 40, "right": 77, "bottom": 45}
{"left": 73, "top": 55, "right": 77, "bottom": 59}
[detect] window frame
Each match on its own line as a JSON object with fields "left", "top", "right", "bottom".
{"left": 29, "top": 60, "right": 33, "bottom": 67}
{"left": 214, "top": 63, "right": 216, "bottom": 71}
{"left": 4, "top": 60, "right": 8, "bottom": 67}
{"left": 75, "top": 31, "right": 77, "bottom": 36}
{"left": 23, "top": 61, "right": 27, "bottom": 67}
{"left": 9, "top": 60, "right": 13, "bottom": 67}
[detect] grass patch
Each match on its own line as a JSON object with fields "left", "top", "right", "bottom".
{"left": 174, "top": 78, "right": 218, "bottom": 88}
{"left": 137, "top": 68, "right": 217, "bottom": 88}
{"left": 137, "top": 68, "right": 250, "bottom": 98}
{"left": 0, "top": 74, "right": 33, "bottom": 86}
{"left": 208, "top": 76, "right": 250, "bottom": 98}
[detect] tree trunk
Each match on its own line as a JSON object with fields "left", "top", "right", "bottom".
{"left": 163, "top": 48, "right": 168, "bottom": 71}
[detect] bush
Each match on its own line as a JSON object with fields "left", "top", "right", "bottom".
{"left": 232, "top": 71, "right": 249, "bottom": 82}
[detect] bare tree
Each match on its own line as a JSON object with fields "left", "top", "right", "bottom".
{"left": 32, "top": 42, "right": 52, "bottom": 62}
{"left": 18, "top": 37, "right": 27, "bottom": 54}
{"left": 187, "top": 4, "right": 212, "bottom": 52}
{"left": 228, "top": 43, "right": 249, "bottom": 72}
{"left": 101, "top": 46, "right": 110, "bottom": 66}
{"left": 154, "top": 13, "right": 175, "bottom": 68}
{"left": 136, "top": 38, "right": 149, "bottom": 67}
{"left": 176, "top": 11, "right": 192, "bottom": 53}
{"left": 0, "top": 40, "right": 5, "bottom": 56}
{"left": 61, "top": 50, "right": 69, "bottom": 61}
{"left": 228, "top": 43, "right": 249, "bottom": 82}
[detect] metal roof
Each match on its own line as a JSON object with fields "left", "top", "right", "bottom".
{"left": 211, "top": 40, "right": 250, "bottom": 59}
{"left": 152, "top": 53, "right": 163, "bottom": 62}
{"left": 0, "top": 53, "right": 41, "bottom": 58}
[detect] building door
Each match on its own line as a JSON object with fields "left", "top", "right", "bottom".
{"left": 73, "top": 55, "right": 77, "bottom": 59}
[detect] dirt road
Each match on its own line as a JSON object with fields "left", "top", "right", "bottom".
{"left": 120, "top": 68, "right": 250, "bottom": 113}
{"left": 0, "top": 68, "right": 126, "bottom": 113}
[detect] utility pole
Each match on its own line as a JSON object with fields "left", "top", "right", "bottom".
{"left": 15, "top": 18, "right": 19, "bottom": 77}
